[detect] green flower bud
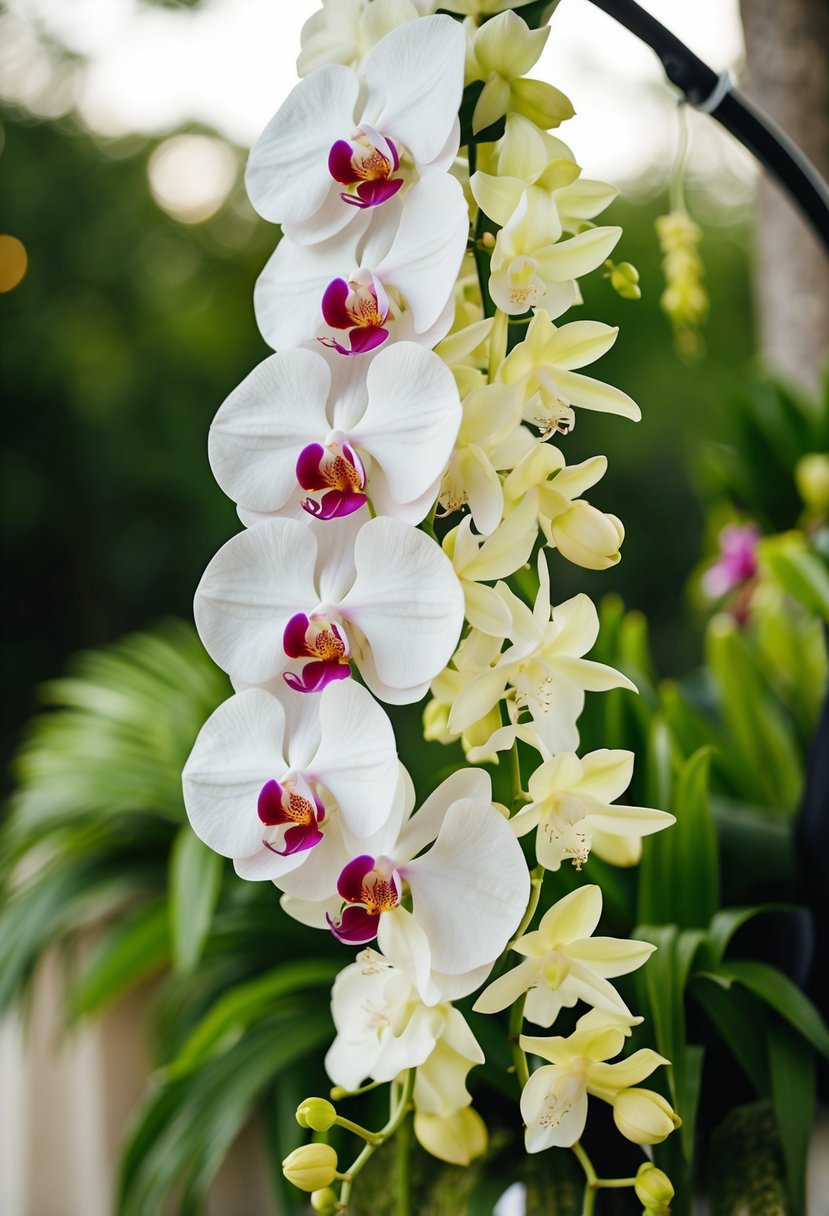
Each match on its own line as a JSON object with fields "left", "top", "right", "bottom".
{"left": 610, "top": 261, "right": 642, "bottom": 300}
{"left": 635, "top": 1162, "right": 675, "bottom": 1211}
{"left": 282, "top": 1144, "right": 339, "bottom": 1192}
{"left": 311, "top": 1187, "right": 340, "bottom": 1214}
{"left": 796, "top": 453, "right": 829, "bottom": 513}
{"left": 296, "top": 1097, "right": 337, "bottom": 1131}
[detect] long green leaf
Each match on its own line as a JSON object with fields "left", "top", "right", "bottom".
{"left": 638, "top": 747, "right": 719, "bottom": 929}
{"left": 688, "top": 975, "right": 769, "bottom": 1094}
{"left": 69, "top": 899, "right": 170, "bottom": 1020}
{"left": 767, "top": 1014, "right": 816, "bottom": 1216}
{"left": 169, "top": 826, "right": 223, "bottom": 974}
{"left": 706, "top": 960, "right": 829, "bottom": 1060}
{"left": 168, "top": 959, "right": 340, "bottom": 1077}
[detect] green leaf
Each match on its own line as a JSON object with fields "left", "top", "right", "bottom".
{"left": 759, "top": 535, "right": 829, "bottom": 621}
{"left": 118, "top": 1010, "right": 331, "bottom": 1216}
{"left": 168, "top": 959, "right": 340, "bottom": 1077}
{"left": 638, "top": 747, "right": 719, "bottom": 930}
{"left": 706, "top": 615, "right": 803, "bottom": 811}
{"left": 69, "top": 899, "right": 170, "bottom": 1020}
{"left": 635, "top": 924, "right": 705, "bottom": 1162}
{"left": 707, "top": 960, "right": 829, "bottom": 1060}
{"left": 169, "top": 827, "right": 223, "bottom": 973}
{"left": 767, "top": 1014, "right": 815, "bottom": 1216}
{"left": 688, "top": 975, "right": 770, "bottom": 1094}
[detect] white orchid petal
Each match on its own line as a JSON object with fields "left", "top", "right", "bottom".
{"left": 310, "top": 679, "right": 399, "bottom": 838}
{"left": 254, "top": 218, "right": 368, "bottom": 351}
{"left": 463, "top": 580, "right": 514, "bottom": 636}
{"left": 396, "top": 768, "right": 492, "bottom": 863}
{"left": 405, "top": 799, "right": 529, "bottom": 974}
{"left": 362, "top": 16, "right": 466, "bottom": 165}
{"left": 353, "top": 343, "right": 461, "bottom": 503}
{"left": 194, "top": 519, "right": 318, "bottom": 685}
{"left": 182, "top": 688, "right": 286, "bottom": 859}
{"left": 542, "top": 319, "right": 619, "bottom": 369}
{"left": 209, "top": 350, "right": 331, "bottom": 514}
{"left": 576, "top": 749, "right": 634, "bottom": 802}
{"left": 377, "top": 176, "right": 469, "bottom": 335}
{"left": 342, "top": 517, "right": 464, "bottom": 692}
{"left": 246, "top": 64, "right": 359, "bottom": 224}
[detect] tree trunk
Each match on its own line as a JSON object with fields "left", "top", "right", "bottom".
{"left": 741, "top": 0, "right": 829, "bottom": 392}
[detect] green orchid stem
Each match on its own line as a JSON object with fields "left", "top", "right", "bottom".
{"left": 509, "top": 740, "right": 522, "bottom": 803}
{"left": 338, "top": 1070, "right": 415, "bottom": 1212}
{"left": 468, "top": 140, "right": 498, "bottom": 320}
{"left": 571, "top": 1142, "right": 637, "bottom": 1213}
{"left": 508, "top": 992, "right": 529, "bottom": 1089}
{"left": 333, "top": 1116, "right": 383, "bottom": 1145}
{"left": 488, "top": 309, "right": 508, "bottom": 381}
{"left": 396, "top": 1108, "right": 412, "bottom": 1216}
{"left": 572, "top": 1141, "right": 598, "bottom": 1216}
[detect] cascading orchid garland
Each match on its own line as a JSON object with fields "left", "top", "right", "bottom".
{"left": 183, "top": 3, "right": 682, "bottom": 1211}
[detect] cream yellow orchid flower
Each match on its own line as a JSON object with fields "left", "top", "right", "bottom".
{"left": 448, "top": 552, "right": 636, "bottom": 754}
{"left": 438, "top": 381, "right": 533, "bottom": 534}
{"left": 443, "top": 493, "right": 539, "bottom": 635}
{"left": 474, "top": 884, "right": 655, "bottom": 1026}
{"left": 504, "top": 443, "right": 625, "bottom": 570}
{"left": 489, "top": 189, "right": 621, "bottom": 318}
{"left": 498, "top": 307, "right": 641, "bottom": 435}
{"left": 471, "top": 114, "right": 617, "bottom": 236}
{"left": 512, "top": 749, "right": 675, "bottom": 870}
{"left": 465, "top": 11, "right": 574, "bottom": 135}
{"left": 519, "top": 1012, "right": 679, "bottom": 1151}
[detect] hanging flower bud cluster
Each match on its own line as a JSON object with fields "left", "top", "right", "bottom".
{"left": 183, "top": 3, "right": 680, "bottom": 1209}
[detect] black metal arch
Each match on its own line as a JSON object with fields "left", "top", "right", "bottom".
{"left": 585, "top": 0, "right": 829, "bottom": 253}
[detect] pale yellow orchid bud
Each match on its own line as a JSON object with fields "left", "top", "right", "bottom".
{"left": 548, "top": 501, "right": 625, "bottom": 570}
{"left": 296, "top": 1097, "right": 337, "bottom": 1131}
{"left": 310, "top": 1187, "right": 340, "bottom": 1215}
{"left": 613, "top": 1088, "right": 681, "bottom": 1145}
{"left": 423, "top": 698, "right": 454, "bottom": 745}
{"left": 635, "top": 1162, "right": 675, "bottom": 1212}
{"left": 282, "top": 1144, "right": 340, "bottom": 1192}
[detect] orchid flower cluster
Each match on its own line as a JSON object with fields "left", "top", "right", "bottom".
{"left": 183, "top": 3, "right": 681, "bottom": 1210}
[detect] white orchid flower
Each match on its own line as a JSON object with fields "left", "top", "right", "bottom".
{"left": 474, "top": 885, "right": 655, "bottom": 1026}
{"left": 249, "top": 15, "right": 464, "bottom": 244}
{"left": 285, "top": 768, "right": 530, "bottom": 1002}
{"left": 489, "top": 188, "right": 621, "bottom": 319}
{"left": 209, "top": 343, "right": 460, "bottom": 527}
{"left": 325, "top": 945, "right": 488, "bottom": 1164}
{"left": 512, "top": 749, "right": 676, "bottom": 870}
{"left": 298, "top": 0, "right": 436, "bottom": 78}
{"left": 254, "top": 175, "right": 469, "bottom": 355}
{"left": 182, "top": 680, "right": 400, "bottom": 894}
{"left": 448, "top": 552, "right": 636, "bottom": 754}
{"left": 465, "top": 12, "right": 573, "bottom": 135}
{"left": 471, "top": 114, "right": 617, "bottom": 237}
{"left": 504, "top": 444, "right": 625, "bottom": 570}
{"left": 194, "top": 513, "right": 464, "bottom": 703}
{"left": 498, "top": 308, "right": 641, "bottom": 436}
{"left": 519, "top": 1011, "right": 676, "bottom": 1151}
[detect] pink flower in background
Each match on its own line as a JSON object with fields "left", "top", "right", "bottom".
{"left": 702, "top": 523, "right": 760, "bottom": 598}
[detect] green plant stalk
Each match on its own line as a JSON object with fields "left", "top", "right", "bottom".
{"left": 509, "top": 991, "right": 530, "bottom": 1089}
{"left": 338, "top": 1069, "right": 415, "bottom": 1211}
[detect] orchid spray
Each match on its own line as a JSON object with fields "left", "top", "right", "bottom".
{"left": 184, "top": 3, "right": 680, "bottom": 1211}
